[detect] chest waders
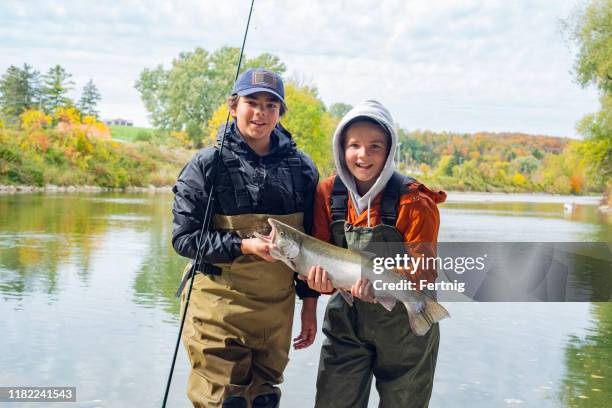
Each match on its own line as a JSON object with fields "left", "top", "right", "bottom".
{"left": 314, "top": 173, "right": 440, "bottom": 408}
{"left": 179, "top": 152, "right": 306, "bottom": 408}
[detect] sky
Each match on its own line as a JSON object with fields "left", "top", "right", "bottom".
{"left": 0, "top": 0, "right": 601, "bottom": 138}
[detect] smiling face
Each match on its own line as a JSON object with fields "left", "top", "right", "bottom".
{"left": 230, "top": 92, "right": 281, "bottom": 149}
{"left": 343, "top": 121, "right": 389, "bottom": 194}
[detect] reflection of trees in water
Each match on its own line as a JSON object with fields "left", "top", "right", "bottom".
{"left": 558, "top": 303, "right": 612, "bottom": 407}
{"left": 0, "top": 194, "right": 149, "bottom": 297}
{"left": 0, "top": 193, "right": 186, "bottom": 314}
{"left": 131, "top": 197, "right": 185, "bottom": 316}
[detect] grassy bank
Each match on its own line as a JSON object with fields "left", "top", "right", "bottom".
{"left": 109, "top": 125, "right": 156, "bottom": 143}
{"left": 0, "top": 109, "right": 190, "bottom": 188}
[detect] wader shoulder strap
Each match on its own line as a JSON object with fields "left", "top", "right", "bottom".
{"left": 330, "top": 175, "right": 348, "bottom": 221}
{"left": 287, "top": 155, "right": 304, "bottom": 209}
{"left": 380, "top": 172, "right": 418, "bottom": 226}
{"left": 219, "top": 148, "right": 252, "bottom": 210}
{"left": 329, "top": 173, "right": 418, "bottom": 225}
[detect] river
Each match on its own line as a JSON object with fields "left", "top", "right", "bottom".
{"left": 0, "top": 192, "right": 610, "bottom": 407}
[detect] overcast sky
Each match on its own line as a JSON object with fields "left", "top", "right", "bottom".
{"left": 0, "top": 0, "right": 600, "bottom": 137}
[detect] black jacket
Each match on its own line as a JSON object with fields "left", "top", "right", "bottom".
{"left": 172, "top": 122, "right": 320, "bottom": 298}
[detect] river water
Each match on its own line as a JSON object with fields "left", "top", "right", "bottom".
{"left": 0, "top": 192, "right": 610, "bottom": 407}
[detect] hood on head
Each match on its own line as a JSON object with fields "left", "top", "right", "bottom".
{"left": 332, "top": 100, "right": 398, "bottom": 214}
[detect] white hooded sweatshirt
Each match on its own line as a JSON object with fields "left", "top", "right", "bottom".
{"left": 332, "top": 100, "right": 398, "bottom": 226}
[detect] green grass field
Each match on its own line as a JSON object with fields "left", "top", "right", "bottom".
{"left": 109, "top": 125, "right": 155, "bottom": 142}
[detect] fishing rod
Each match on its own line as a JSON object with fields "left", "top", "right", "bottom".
{"left": 161, "top": 1, "right": 256, "bottom": 406}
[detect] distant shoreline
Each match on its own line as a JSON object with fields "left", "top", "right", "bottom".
{"left": 444, "top": 191, "right": 604, "bottom": 205}
{"left": 0, "top": 184, "right": 172, "bottom": 194}
{"left": 0, "top": 184, "right": 604, "bottom": 202}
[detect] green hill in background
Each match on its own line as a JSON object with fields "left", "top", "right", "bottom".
{"left": 109, "top": 125, "right": 155, "bottom": 143}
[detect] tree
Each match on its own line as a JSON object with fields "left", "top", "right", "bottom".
{"left": 0, "top": 64, "right": 41, "bottom": 122}
{"left": 512, "top": 156, "right": 540, "bottom": 175}
{"left": 42, "top": 65, "right": 74, "bottom": 113}
{"left": 78, "top": 79, "right": 102, "bottom": 118}
{"left": 281, "top": 83, "right": 334, "bottom": 175}
{"left": 577, "top": 95, "right": 611, "bottom": 187}
{"left": 434, "top": 155, "right": 456, "bottom": 178}
{"left": 565, "top": 0, "right": 612, "bottom": 197}
{"left": 329, "top": 102, "right": 353, "bottom": 119}
{"left": 565, "top": 0, "right": 612, "bottom": 94}
{"left": 135, "top": 47, "right": 286, "bottom": 145}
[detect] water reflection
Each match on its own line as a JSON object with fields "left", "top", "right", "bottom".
{"left": 129, "top": 196, "right": 186, "bottom": 317}
{"left": 559, "top": 303, "right": 612, "bottom": 407}
{"left": 0, "top": 194, "right": 166, "bottom": 299}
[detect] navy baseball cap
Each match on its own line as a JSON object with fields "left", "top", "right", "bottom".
{"left": 232, "top": 68, "right": 286, "bottom": 106}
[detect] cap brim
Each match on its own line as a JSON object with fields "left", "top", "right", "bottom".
{"left": 236, "top": 87, "right": 286, "bottom": 105}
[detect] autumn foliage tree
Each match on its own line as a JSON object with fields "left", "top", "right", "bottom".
{"left": 565, "top": 0, "right": 612, "bottom": 200}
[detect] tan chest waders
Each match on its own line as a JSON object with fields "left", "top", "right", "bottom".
{"left": 180, "top": 213, "right": 303, "bottom": 408}
{"left": 314, "top": 174, "right": 440, "bottom": 408}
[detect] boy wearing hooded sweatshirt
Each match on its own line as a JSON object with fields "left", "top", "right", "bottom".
{"left": 304, "top": 100, "right": 446, "bottom": 407}
{"left": 172, "top": 68, "right": 320, "bottom": 408}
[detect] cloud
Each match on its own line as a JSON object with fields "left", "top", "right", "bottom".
{"left": 0, "top": 0, "right": 599, "bottom": 136}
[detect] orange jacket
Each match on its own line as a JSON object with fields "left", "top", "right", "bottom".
{"left": 312, "top": 175, "right": 446, "bottom": 283}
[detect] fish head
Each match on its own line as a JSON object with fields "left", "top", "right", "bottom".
{"left": 267, "top": 218, "right": 301, "bottom": 261}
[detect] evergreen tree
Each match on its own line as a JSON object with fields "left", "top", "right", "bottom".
{"left": 0, "top": 64, "right": 41, "bottom": 122}
{"left": 78, "top": 79, "right": 102, "bottom": 118}
{"left": 42, "top": 65, "right": 74, "bottom": 113}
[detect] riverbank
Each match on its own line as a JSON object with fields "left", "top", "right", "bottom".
{"left": 0, "top": 184, "right": 172, "bottom": 194}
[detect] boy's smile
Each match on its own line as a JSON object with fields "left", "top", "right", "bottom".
{"left": 231, "top": 92, "right": 281, "bottom": 152}
{"left": 343, "top": 121, "right": 389, "bottom": 194}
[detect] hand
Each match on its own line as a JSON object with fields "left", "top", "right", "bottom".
{"left": 293, "top": 297, "right": 317, "bottom": 350}
{"left": 240, "top": 238, "right": 275, "bottom": 262}
{"left": 299, "top": 266, "right": 334, "bottom": 293}
{"left": 351, "top": 278, "right": 376, "bottom": 303}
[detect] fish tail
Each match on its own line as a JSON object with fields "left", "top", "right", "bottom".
{"left": 404, "top": 297, "right": 450, "bottom": 336}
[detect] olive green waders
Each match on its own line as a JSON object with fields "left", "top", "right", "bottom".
{"left": 180, "top": 213, "right": 303, "bottom": 408}
{"left": 315, "top": 222, "right": 440, "bottom": 408}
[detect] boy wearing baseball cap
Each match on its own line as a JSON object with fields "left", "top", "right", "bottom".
{"left": 172, "top": 68, "right": 320, "bottom": 408}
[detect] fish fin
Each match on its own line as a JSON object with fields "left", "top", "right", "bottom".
{"left": 404, "top": 297, "right": 450, "bottom": 336}
{"left": 376, "top": 296, "right": 397, "bottom": 312}
{"left": 338, "top": 289, "right": 354, "bottom": 306}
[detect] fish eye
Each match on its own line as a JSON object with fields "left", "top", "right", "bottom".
{"left": 280, "top": 232, "right": 285, "bottom": 236}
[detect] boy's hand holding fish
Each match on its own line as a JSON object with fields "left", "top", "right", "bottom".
{"left": 299, "top": 266, "right": 376, "bottom": 303}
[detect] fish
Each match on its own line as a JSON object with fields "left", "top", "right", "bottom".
{"left": 255, "top": 218, "right": 450, "bottom": 335}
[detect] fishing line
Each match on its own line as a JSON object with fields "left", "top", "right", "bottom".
{"left": 161, "top": 1, "right": 256, "bottom": 406}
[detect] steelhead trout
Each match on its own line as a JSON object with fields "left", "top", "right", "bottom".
{"left": 256, "top": 218, "right": 450, "bottom": 335}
